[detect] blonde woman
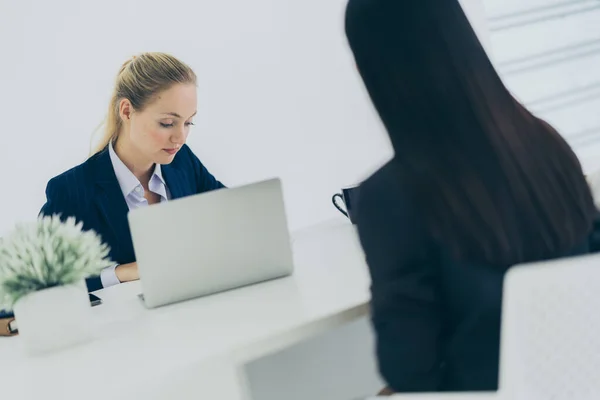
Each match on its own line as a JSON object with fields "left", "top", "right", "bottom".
{"left": 40, "top": 53, "right": 225, "bottom": 292}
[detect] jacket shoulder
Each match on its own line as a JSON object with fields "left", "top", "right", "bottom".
{"left": 358, "top": 161, "right": 407, "bottom": 204}
{"left": 170, "top": 144, "right": 197, "bottom": 167}
{"left": 46, "top": 155, "right": 95, "bottom": 193}
{"left": 42, "top": 154, "right": 99, "bottom": 218}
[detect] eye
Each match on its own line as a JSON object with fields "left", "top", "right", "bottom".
{"left": 185, "top": 122, "right": 195, "bottom": 126}
{"left": 160, "top": 122, "right": 174, "bottom": 128}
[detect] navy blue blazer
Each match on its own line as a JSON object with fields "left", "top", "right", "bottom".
{"left": 355, "top": 161, "right": 595, "bottom": 393}
{"left": 39, "top": 144, "right": 225, "bottom": 292}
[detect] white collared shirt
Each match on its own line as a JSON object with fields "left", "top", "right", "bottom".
{"left": 99, "top": 141, "right": 171, "bottom": 288}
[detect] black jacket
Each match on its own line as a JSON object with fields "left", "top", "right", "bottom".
{"left": 355, "top": 161, "right": 595, "bottom": 392}
{"left": 39, "top": 144, "right": 225, "bottom": 292}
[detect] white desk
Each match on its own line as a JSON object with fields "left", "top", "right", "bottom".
{"left": 0, "top": 219, "right": 372, "bottom": 400}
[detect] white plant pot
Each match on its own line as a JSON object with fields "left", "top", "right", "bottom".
{"left": 13, "top": 280, "right": 92, "bottom": 355}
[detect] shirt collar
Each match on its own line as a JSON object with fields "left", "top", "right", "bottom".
{"left": 108, "top": 140, "right": 165, "bottom": 197}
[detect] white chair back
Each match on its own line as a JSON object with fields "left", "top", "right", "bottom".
{"left": 499, "top": 253, "right": 600, "bottom": 400}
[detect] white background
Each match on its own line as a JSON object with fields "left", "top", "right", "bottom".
{"left": 0, "top": 0, "right": 494, "bottom": 238}
{"left": 0, "top": 0, "right": 394, "bottom": 237}
{"left": 483, "top": 0, "right": 600, "bottom": 169}
{"left": 1, "top": 1, "right": 599, "bottom": 237}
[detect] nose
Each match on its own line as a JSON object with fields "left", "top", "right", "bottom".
{"left": 170, "top": 124, "right": 187, "bottom": 144}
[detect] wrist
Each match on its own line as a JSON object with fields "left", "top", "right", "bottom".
{"left": 115, "top": 263, "right": 133, "bottom": 282}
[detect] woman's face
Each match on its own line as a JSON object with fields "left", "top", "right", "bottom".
{"left": 126, "top": 83, "right": 197, "bottom": 165}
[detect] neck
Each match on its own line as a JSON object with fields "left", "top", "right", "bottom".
{"left": 113, "top": 135, "right": 154, "bottom": 186}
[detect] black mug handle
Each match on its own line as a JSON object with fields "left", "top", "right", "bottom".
{"left": 332, "top": 193, "right": 349, "bottom": 218}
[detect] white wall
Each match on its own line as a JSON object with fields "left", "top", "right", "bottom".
{"left": 4, "top": 1, "right": 597, "bottom": 238}
{"left": 0, "top": 0, "right": 491, "bottom": 238}
{"left": 482, "top": 0, "right": 600, "bottom": 171}
{"left": 0, "top": 0, "right": 390, "bottom": 237}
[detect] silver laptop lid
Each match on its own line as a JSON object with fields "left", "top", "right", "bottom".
{"left": 127, "top": 178, "right": 294, "bottom": 308}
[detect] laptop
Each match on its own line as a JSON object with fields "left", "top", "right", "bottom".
{"left": 127, "top": 178, "right": 294, "bottom": 308}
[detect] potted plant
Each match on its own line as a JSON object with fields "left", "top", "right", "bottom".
{"left": 0, "top": 215, "right": 112, "bottom": 355}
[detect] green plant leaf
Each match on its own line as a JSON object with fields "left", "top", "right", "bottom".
{"left": 0, "top": 215, "right": 113, "bottom": 309}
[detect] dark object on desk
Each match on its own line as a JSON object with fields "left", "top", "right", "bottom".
{"left": 89, "top": 293, "right": 102, "bottom": 307}
{"left": 332, "top": 186, "right": 359, "bottom": 224}
{"left": 0, "top": 294, "right": 102, "bottom": 337}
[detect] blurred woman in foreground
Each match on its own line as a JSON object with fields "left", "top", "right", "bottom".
{"left": 345, "top": 0, "right": 598, "bottom": 393}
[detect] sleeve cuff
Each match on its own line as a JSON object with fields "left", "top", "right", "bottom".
{"left": 100, "top": 264, "right": 121, "bottom": 288}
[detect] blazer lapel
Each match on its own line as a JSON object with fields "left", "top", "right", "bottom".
{"left": 162, "top": 163, "right": 193, "bottom": 199}
{"left": 89, "top": 150, "right": 193, "bottom": 262}
{"left": 92, "top": 148, "right": 133, "bottom": 261}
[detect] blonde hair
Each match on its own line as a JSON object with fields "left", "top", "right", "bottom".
{"left": 91, "top": 52, "right": 197, "bottom": 155}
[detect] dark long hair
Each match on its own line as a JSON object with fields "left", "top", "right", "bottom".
{"left": 345, "top": 0, "right": 596, "bottom": 266}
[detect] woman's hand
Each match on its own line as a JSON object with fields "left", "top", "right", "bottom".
{"left": 377, "top": 387, "right": 395, "bottom": 396}
{"left": 115, "top": 262, "right": 139, "bottom": 283}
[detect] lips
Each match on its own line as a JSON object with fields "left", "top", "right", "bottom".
{"left": 163, "top": 148, "right": 179, "bottom": 155}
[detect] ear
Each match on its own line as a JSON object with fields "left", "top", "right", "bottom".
{"left": 118, "top": 98, "right": 133, "bottom": 122}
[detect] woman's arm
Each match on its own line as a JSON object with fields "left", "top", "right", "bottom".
{"left": 355, "top": 167, "right": 444, "bottom": 393}
{"left": 39, "top": 175, "right": 71, "bottom": 219}
{"left": 115, "top": 262, "right": 139, "bottom": 282}
{"left": 39, "top": 175, "right": 104, "bottom": 292}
